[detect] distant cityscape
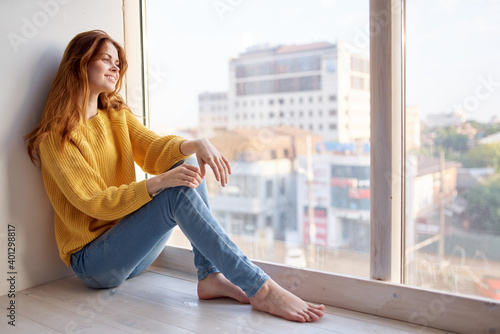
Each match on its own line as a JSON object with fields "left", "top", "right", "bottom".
{"left": 173, "top": 40, "right": 500, "bottom": 299}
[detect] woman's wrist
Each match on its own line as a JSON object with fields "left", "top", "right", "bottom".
{"left": 145, "top": 175, "right": 163, "bottom": 196}
{"left": 179, "top": 139, "right": 203, "bottom": 156}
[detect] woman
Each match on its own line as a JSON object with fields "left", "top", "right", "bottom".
{"left": 25, "top": 30, "right": 324, "bottom": 323}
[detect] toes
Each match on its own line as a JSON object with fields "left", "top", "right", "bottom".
{"left": 290, "top": 312, "right": 307, "bottom": 323}
{"left": 308, "top": 305, "right": 325, "bottom": 318}
{"left": 306, "top": 310, "right": 320, "bottom": 321}
{"left": 299, "top": 311, "right": 312, "bottom": 322}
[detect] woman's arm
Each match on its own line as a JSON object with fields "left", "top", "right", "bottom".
{"left": 145, "top": 138, "right": 231, "bottom": 196}
{"left": 179, "top": 139, "right": 231, "bottom": 185}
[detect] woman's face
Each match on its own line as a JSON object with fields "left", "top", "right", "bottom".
{"left": 87, "top": 41, "right": 120, "bottom": 96}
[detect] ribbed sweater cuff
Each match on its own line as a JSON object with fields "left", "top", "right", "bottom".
{"left": 135, "top": 179, "right": 154, "bottom": 202}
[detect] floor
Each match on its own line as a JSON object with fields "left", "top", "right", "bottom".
{"left": 0, "top": 266, "right": 454, "bottom": 334}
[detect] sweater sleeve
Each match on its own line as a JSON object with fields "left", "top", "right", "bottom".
{"left": 124, "top": 111, "right": 190, "bottom": 175}
{"left": 39, "top": 133, "right": 153, "bottom": 221}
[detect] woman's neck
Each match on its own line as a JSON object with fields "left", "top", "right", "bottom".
{"left": 85, "top": 94, "right": 99, "bottom": 120}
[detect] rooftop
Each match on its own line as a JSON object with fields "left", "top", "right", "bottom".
{"left": 208, "top": 126, "right": 323, "bottom": 161}
{"left": 236, "top": 41, "right": 336, "bottom": 60}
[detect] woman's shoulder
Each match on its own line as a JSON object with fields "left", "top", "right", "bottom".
{"left": 105, "top": 106, "right": 137, "bottom": 122}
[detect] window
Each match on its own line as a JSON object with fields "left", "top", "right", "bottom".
{"left": 146, "top": 0, "right": 371, "bottom": 282}
{"left": 405, "top": 0, "right": 500, "bottom": 300}
{"left": 266, "top": 179, "right": 273, "bottom": 198}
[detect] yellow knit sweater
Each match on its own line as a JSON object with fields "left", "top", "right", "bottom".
{"left": 39, "top": 108, "right": 189, "bottom": 266}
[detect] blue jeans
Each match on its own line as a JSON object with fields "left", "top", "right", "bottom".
{"left": 70, "top": 161, "right": 269, "bottom": 297}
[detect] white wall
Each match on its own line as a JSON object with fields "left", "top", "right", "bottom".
{"left": 0, "top": 0, "right": 135, "bottom": 295}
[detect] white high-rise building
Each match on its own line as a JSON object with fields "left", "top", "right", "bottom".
{"left": 198, "top": 40, "right": 370, "bottom": 143}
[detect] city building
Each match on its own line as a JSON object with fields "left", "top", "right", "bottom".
{"left": 407, "top": 155, "right": 462, "bottom": 236}
{"left": 479, "top": 131, "right": 500, "bottom": 144}
{"left": 425, "top": 109, "right": 466, "bottom": 128}
{"left": 198, "top": 40, "right": 370, "bottom": 143}
{"left": 205, "top": 125, "right": 372, "bottom": 251}
{"left": 205, "top": 126, "right": 323, "bottom": 242}
{"left": 296, "top": 153, "right": 370, "bottom": 252}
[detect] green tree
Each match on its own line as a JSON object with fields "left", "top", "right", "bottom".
{"left": 464, "top": 143, "right": 500, "bottom": 169}
{"left": 464, "top": 177, "right": 500, "bottom": 235}
{"left": 434, "top": 126, "right": 469, "bottom": 154}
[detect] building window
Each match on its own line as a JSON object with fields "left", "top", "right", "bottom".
{"left": 279, "top": 178, "right": 286, "bottom": 195}
{"left": 235, "top": 55, "right": 321, "bottom": 78}
{"left": 266, "top": 180, "right": 273, "bottom": 198}
{"left": 329, "top": 109, "right": 337, "bottom": 116}
{"left": 330, "top": 123, "right": 337, "bottom": 130}
{"left": 329, "top": 95, "right": 337, "bottom": 102}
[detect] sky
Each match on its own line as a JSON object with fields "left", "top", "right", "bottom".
{"left": 145, "top": 0, "right": 500, "bottom": 133}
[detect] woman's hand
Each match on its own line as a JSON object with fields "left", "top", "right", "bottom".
{"left": 146, "top": 164, "right": 203, "bottom": 196}
{"left": 180, "top": 139, "right": 231, "bottom": 187}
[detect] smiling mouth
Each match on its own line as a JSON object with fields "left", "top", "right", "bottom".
{"left": 105, "top": 75, "right": 117, "bottom": 83}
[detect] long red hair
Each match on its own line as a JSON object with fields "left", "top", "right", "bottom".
{"left": 25, "top": 30, "right": 129, "bottom": 165}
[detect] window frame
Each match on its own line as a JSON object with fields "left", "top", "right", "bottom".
{"left": 139, "top": 0, "right": 500, "bottom": 332}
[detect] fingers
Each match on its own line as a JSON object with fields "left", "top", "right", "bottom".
{"left": 205, "top": 155, "right": 230, "bottom": 187}
{"left": 181, "top": 165, "right": 203, "bottom": 187}
{"left": 193, "top": 139, "right": 231, "bottom": 187}
{"left": 165, "top": 164, "right": 202, "bottom": 188}
{"left": 197, "top": 156, "right": 206, "bottom": 179}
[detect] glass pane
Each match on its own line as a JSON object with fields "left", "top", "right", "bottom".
{"left": 146, "top": 0, "right": 370, "bottom": 278}
{"left": 406, "top": 0, "right": 500, "bottom": 301}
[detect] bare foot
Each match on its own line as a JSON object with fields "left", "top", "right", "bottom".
{"left": 249, "top": 279, "right": 325, "bottom": 323}
{"left": 197, "top": 273, "right": 250, "bottom": 304}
